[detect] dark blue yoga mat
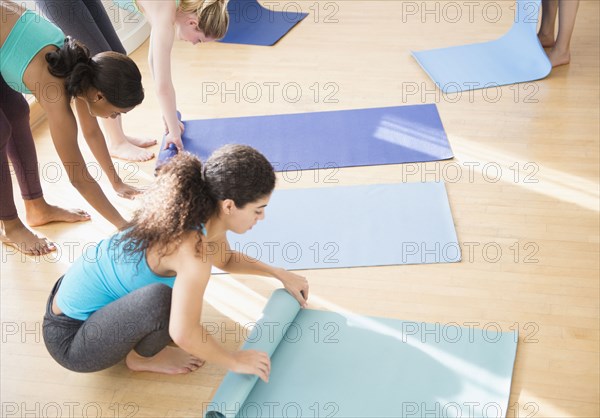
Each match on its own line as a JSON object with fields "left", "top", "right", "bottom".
{"left": 156, "top": 104, "right": 453, "bottom": 171}
{"left": 220, "top": 0, "right": 307, "bottom": 46}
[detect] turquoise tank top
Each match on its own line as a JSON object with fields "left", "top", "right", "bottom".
{"left": 0, "top": 9, "right": 65, "bottom": 94}
{"left": 56, "top": 231, "right": 177, "bottom": 321}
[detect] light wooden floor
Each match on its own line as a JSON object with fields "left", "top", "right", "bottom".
{"left": 2, "top": 1, "right": 599, "bottom": 417}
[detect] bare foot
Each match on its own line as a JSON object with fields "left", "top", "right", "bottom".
{"left": 126, "top": 135, "right": 157, "bottom": 148}
{"left": 110, "top": 140, "right": 155, "bottom": 162}
{"left": 125, "top": 346, "right": 205, "bottom": 375}
{"left": 538, "top": 32, "right": 555, "bottom": 48}
{"left": 547, "top": 47, "right": 571, "bottom": 67}
{"left": 24, "top": 198, "right": 90, "bottom": 227}
{"left": 1, "top": 218, "right": 56, "bottom": 256}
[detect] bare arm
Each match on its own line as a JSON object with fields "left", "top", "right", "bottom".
{"left": 213, "top": 239, "right": 309, "bottom": 307}
{"left": 43, "top": 99, "right": 127, "bottom": 228}
{"left": 143, "top": 1, "right": 183, "bottom": 149}
{"left": 74, "top": 100, "right": 140, "bottom": 199}
{"left": 166, "top": 238, "right": 271, "bottom": 381}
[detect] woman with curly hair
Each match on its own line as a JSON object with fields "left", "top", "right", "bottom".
{"left": 0, "top": 0, "right": 144, "bottom": 255}
{"left": 42, "top": 145, "right": 309, "bottom": 379}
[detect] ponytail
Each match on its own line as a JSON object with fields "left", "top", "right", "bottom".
{"left": 116, "top": 145, "right": 275, "bottom": 260}
{"left": 181, "top": 0, "right": 229, "bottom": 39}
{"left": 46, "top": 37, "right": 144, "bottom": 107}
{"left": 45, "top": 37, "right": 94, "bottom": 98}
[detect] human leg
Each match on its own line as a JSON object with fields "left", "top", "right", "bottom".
{"left": 102, "top": 116, "right": 156, "bottom": 162}
{"left": 81, "top": 0, "right": 127, "bottom": 55}
{"left": 36, "top": 0, "right": 156, "bottom": 161}
{"left": 0, "top": 78, "right": 90, "bottom": 228}
{"left": 538, "top": 0, "right": 558, "bottom": 48}
{"left": 548, "top": 0, "right": 580, "bottom": 66}
{"left": 34, "top": 0, "right": 113, "bottom": 55}
{"left": 0, "top": 76, "right": 88, "bottom": 255}
{"left": 0, "top": 106, "right": 54, "bottom": 256}
{"left": 83, "top": 0, "right": 158, "bottom": 154}
{"left": 43, "top": 281, "right": 203, "bottom": 373}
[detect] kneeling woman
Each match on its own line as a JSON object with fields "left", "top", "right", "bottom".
{"left": 43, "top": 145, "right": 308, "bottom": 380}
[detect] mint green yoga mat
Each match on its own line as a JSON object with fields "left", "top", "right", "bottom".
{"left": 205, "top": 290, "right": 518, "bottom": 417}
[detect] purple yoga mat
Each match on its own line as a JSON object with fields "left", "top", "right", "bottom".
{"left": 220, "top": 0, "right": 307, "bottom": 46}
{"left": 157, "top": 104, "right": 453, "bottom": 171}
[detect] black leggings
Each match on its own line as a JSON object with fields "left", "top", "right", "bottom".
{"left": 43, "top": 277, "right": 173, "bottom": 372}
{"left": 34, "top": 0, "right": 127, "bottom": 55}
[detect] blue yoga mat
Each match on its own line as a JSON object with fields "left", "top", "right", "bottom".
{"left": 156, "top": 104, "right": 453, "bottom": 171}
{"left": 220, "top": 0, "right": 307, "bottom": 46}
{"left": 216, "top": 182, "right": 460, "bottom": 272}
{"left": 412, "top": 0, "right": 551, "bottom": 93}
{"left": 205, "top": 289, "right": 518, "bottom": 417}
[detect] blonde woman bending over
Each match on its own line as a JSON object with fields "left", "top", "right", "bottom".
{"left": 113, "top": 0, "right": 229, "bottom": 151}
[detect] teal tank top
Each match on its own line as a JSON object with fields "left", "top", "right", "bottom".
{"left": 0, "top": 9, "right": 65, "bottom": 94}
{"left": 56, "top": 231, "right": 177, "bottom": 321}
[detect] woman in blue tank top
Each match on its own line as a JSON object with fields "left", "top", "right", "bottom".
{"left": 43, "top": 145, "right": 309, "bottom": 379}
{"left": 0, "top": 1, "right": 144, "bottom": 255}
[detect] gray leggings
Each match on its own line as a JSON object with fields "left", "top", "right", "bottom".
{"left": 43, "top": 277, "right": 173, "bottom": 372}
{"left": 34, "top": 0, "right": 127, "bottom": 55}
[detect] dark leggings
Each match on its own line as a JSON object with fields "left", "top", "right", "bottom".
{"left": 34, "top": 0, "right": 126, "bottom": 56}
{"left": 0, "top": 75, "right": 43, "bottom": 220}
{"left": 43, "top": 277, "right": 173, "bottom": 372}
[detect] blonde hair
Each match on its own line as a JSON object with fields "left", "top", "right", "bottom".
{"left": 180, "top": 0, "right": 229, "bottom": 40}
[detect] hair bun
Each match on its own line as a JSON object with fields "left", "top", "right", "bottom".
{"left": 45, "top": 37, "right": 94, "bottom": 97}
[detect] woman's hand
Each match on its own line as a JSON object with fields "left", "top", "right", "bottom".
{"left": 275, "top": 269, "right": 309, "bottom": 308}
{"left": 164, "top": 130, "right": 184, "bottom": 151}
{"left": 231, "top": 350, "right": 271, "bottom": 382}
{"left": 113, "top": 181, "right": 142, "bottom": 200}
{"left": 163, "top": 118, "right": 185, "bottom": 150}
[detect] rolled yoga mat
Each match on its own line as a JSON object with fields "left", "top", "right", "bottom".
{"left": 217, "top": 181, "right": 461, "bottom": 272}
{"left": 204, "top": 289, "right": 519, "bottom": 417}
{"left": 411, "top": 0, "right": 551, "bottom": 93}
{"left": 156, "top": 104, "right": 453, "bottom": 171}
{"left": 220, "top": 0, "right": 307, "bottom": 46}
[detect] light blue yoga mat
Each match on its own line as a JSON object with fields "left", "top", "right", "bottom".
{"left": 412, "top": 0, "right": 551, "bottom": 93}
{"left": 205, "top": 289, "right": 519, "bottom": 417}
{"left": 220, "top": 182, "right": 460, "bottom": 271}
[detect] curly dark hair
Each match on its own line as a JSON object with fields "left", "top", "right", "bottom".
{"left": 116, "top": 145, "right": 275, "bottom": 259}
